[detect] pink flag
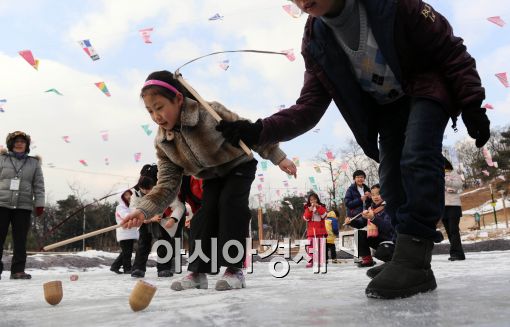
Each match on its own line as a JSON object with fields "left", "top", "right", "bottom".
{"left": 218, "top": 59, "right": 229, "bottom": 71}
{"left": 487, "top": 16, "right": 506, "bottom": 27}
{"left": 62, "top": 136, "right": 70, "bottom": 143}
{"left": 326, "top": 150, "right": 335, "bottom": 161}
{"left": 134, "top": 152, "right": 142, "bottom": 162}
{"left": 482, "top": 147, "right": 494, "bottom": 167}
{"left": 79, "top": 159, "right": 88, "bottom": 167}
{"left": 18, "top": 50, "right": 39, "bottom": 70}
{"left": 495, "top": 72, "right": 509, "bottom": 88}
{"left": 139, "top": 27, "right": 154, "bottom": 44}
{"left": 497, "top": 175, "right": 506, "bottom": 181}
{"left": 100, "top": 130, "right": 109, "bottom": 141}
{"left": 282, "top": 4, "right": 302, "bottom": 18}
{"left": 281, "top": 49, "right": 296, "bottom": 62}
{"left": 483, "top": 103, "right": 494, "bottom": 110}
{"left": 340, "top": 162, "right": 349, "bottom": 172}
{"left": 482, "top": 170, "right": 490, "bottom": 176}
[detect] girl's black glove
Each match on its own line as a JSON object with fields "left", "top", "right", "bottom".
{"left": 215, "top": 119, "right": 262, "bottom": 148}
{"left": 461, "top": 106, "right": 490, "bottom": 148}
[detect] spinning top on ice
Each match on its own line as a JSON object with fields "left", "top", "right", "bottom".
{"left": 129, "top": 280, "right": 157, "bottom": 312}
{"left": 43, "top": 280, "right": 63, "bottom": 306}
{"left": 70, "top": 274, "right": 79, "bottom": 281}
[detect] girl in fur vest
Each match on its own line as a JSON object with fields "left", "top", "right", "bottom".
{"left": 122, "top": 70, "right": 297, "bottom": 292}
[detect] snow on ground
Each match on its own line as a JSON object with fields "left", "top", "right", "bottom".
{"left": 2, "top": 251, "right": 510, "bottom": 327}
{"left": 462, "top": 198, "right": 510, "bottom": 215}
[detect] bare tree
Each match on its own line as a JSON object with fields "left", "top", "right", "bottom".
{"left": 313, "top": 146, "right": 341, "bottom": 208}
{"left": 339, "top": 139, "right": 379, "bottom": 186}
{"left": 455, "top": 138, "right": 484, "bottom": 187}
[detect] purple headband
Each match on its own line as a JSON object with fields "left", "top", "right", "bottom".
{"left": 143, "top": 79, "right": 181, "bottom": 96}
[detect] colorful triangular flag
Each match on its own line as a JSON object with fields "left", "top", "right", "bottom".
{"left": 487, "top": 16, "right": 506, "bottom": 27}
{"left": 139, "top": 27, "right": 154, "bottom": 44}
{"left": 0, "top": 99, "right": 6, "bottom": 113}
{"left": 208, "top": 13, "right": 224, "bottom": 21}
{"left": 100, "top": 130, "right": 109, "bottom": 141}
{"left": 282, "top": 3, "right": 302, "bottom": 18}
{"left": 141, "top": 124, "right": 153, "bottom": 136}
{"left": 281, "top": 49, "right": 296, "bottom": 62}
{"left": 219, "top": 59, "right": 230, "bottom": 71}
{"left": 45, "top": 88, "right": 63, "bottom": 96}
{"left": 18, "top": 50, "right": 39, "bottom": 70}
{"left": 495, "top": 72, "right": 509, "bottom": 88}
{"left": 482, "top": 147, "right": 494, "bottom": 167}
{"left": 78, "top": 39, "right": 100, "bottom": 61}
{"left": 260, "top": 161, "right": 268, "bottom": 171}
{"left": 95, "top": 82, "right": 111, "bottom": 97}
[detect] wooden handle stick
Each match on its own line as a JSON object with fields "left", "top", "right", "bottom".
{"left": 174, "top": 72, "right": 252, "bottom": 156}
{"left": 43, "top": 224, "right": 122, "bottom": 251}
{"left": 343, "top": 212, "right": 364, "bottom": 226}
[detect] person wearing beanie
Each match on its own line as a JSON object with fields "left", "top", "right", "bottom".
{"left": 0, "top": 131, "right": 45, "bottom": 280}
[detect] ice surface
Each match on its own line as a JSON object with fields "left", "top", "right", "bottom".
{"left": 1, "top": 251, "right": 510, "bottom": 327}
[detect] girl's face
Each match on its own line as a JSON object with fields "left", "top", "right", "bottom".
{"left": 292, "top": 0, "right": 345, "bottom": 17}
{"left": 13, "top": 138, "right": 27, "bottom": 153}
{"left": 371, "top": 188, "right": 382, "bottom": 204}
{"left": 123, "top": 192, "right": 132, "bottom": 203}
{"left": 143, "top": 92, "right": 183, "bottom": 131}
{"left": 309, "top": 196, "right": 318, "bottom": 205}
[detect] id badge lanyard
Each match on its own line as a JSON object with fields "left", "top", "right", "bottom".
{"left": 8, "top": 156, "right": 28, "bottom": 191}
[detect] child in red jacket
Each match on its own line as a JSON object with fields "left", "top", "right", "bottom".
{"left": 303, "top": 192, "right": 327, "bottom": 268}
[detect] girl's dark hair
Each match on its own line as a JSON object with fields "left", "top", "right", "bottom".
{"left": 353, "top": 170, "right": 366, "bottom": 179}
{"left": 137, "top": 175, "right": 156, "bottom": 190}
{"left": 306, "top": 192, "right": 324, "bottom": 207}
{"left": 140, "top": 70, "right": 193, "bottom": 101}
{"left": 121, "top": 189, "right": 133, "bottom": 206}
{"left": 444, "top": 156, "right": 454, "bottom": 171}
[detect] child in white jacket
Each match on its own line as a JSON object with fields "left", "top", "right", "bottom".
{"left": 110, "top": 189, "right": 138, "bottom": 274}
{"left": 130, "top": 176, "right": 186, "bottom": 278}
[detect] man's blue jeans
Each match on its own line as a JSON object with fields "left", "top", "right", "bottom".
{"left": 378, "top": 97, "right": 449, "bottom": 241}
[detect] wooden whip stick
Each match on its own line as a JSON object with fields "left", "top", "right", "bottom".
{"left": 174, "top": 71, "right": 252, "bottom": 156}
{"left": 343, "top": 212, "right": 364, "bottom": 226}
{"left": 43, "top": 224, "right": 122, "bottom": 251}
